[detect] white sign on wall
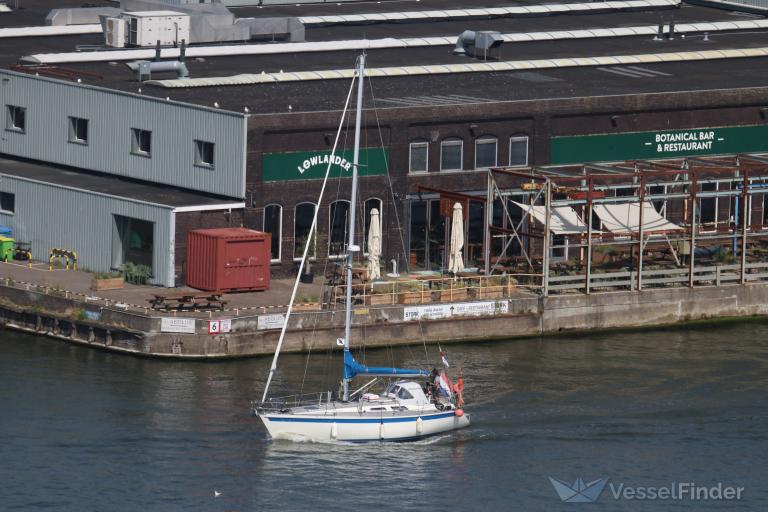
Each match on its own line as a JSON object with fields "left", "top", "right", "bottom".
{"left": 208, "top": 319, "right": 232, "bottom": 335}
{"left": 161, "top": 317, "right": 196, "bottom": 334}
{"left": 403, "top": 300, "right": 509, "bottom": 322}
{"left": 258, "top": 314, "right": 286, "bottom": 330}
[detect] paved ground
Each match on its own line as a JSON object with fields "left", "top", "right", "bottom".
{"left": 0, "top": 260, "right": 325, "bottom": 314}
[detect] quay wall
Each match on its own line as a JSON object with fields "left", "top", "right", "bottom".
{"left": 1, "top": 283, "right": 768, "bottom": 357}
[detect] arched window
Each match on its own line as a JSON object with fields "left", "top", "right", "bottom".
{"left": 294, "top": 202, "right": 316, "bottom": 260}
{"left": 328, "top": 200, "right": 350, "bottom": 258}
{"left": 409, "top": 140, "right": 429, "bottom": 173}
{"left": 440, "top": 137, "right": 463, "bottom": 171}
{"left": 475, "top": 135, "right": 498, "bottom": 169}
{"left": 509, "top": 135, "right": 529, "bottom": 167}
{"left": 263, "top": 204, "right": 282, "bottom": 262}
{"left": 363, "top": 198, "right": 383, "bottom": 253}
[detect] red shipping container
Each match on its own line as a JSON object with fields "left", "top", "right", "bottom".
{"left": 186, "top": 228, "right": 271, "bottom": 292}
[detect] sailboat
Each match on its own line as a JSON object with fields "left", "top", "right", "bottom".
{"left": 254, "top": 55, "right": 471, "bottom": 442}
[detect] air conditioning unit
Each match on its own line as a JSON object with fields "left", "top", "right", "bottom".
{"left": 123, "top": 11, "right": 191, "bottom": 47}
{"left": 105, "top": 16, "right": 126, "bottom": 48}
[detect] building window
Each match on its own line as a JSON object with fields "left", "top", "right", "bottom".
{"left": 409, "top": 141, "right": 429, "bottom": 173}
{"left": 68, "top": 116, "right": 89, "bottom": 145}
{"left": 294, "top": 202, "right": 316, "bottom": 260}
{"left": 131, "top": 128, "right": 152, "bottom": 157}
{"left": 263, "top": 204, "right": 282, "bottom": 262}
{"left": 0, "top": 192, "right": 15, "bottom": 214}
{"left": 328, "top": 200, "right": 350, "bottom": 258}
{"left": 509, "top": 136, "right": 529, "bottom": 167}
{"left": 409, "top": 199, "right": 445, "bottom": 270}
{"left": 440, "top": 138, "right": 463, "bottom": 171}
{"left": 364, "top": 198, "right": 383, "bottom": 254}
{"left": 475, "top": 136, "right": 498, "bottom": 169}
{"left": 5, "top": 105, "right": 25, "bottom": 133}
{"left": 194, "top": 140, "right": 215, "bottom": 168}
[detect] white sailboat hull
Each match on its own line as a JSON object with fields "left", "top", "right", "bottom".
{"left": 260, "top": 410, "right": 470, "bottom": 442}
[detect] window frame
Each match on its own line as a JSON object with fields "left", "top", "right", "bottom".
{"left": 5, "top": 105, "right": 26, "bottom": 134}
{"left": 194, "top": 139, "right": 215, "bottom": 168}
{"left": 263, "top": 203, "right": 283, "bottom": 263}
{"left": 328, "top": 199, "right": 351, "bottom": 259}
{"left": 293, "top": 202, "right": 317, "bottom": 261}
{"left": 508, "top": 135, "right": 529, "bottom": 167}
{"left": 68, "top": 116, "right": 89, "bottom": 145}
{"left": 440, "top": 138, "right": 464, "bottom": 172}
{"left": 474, "top": 135, "right": 498, "bottom": 170}
{"left": 409, "top": 140, "right": 429, "bottom": 173}
{"left": 130, "top": 128, "right": 152, "bottom": 157}
{"left": 0, "top": 192, "right": 15, "bottom": 215}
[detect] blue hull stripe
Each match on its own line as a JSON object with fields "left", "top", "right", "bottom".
{"left": 266, "top": 412, "right": 457, "bottom": 424}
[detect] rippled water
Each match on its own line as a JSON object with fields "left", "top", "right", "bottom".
{"left": 1, "top": 320, "right": 767, "bottom": 510}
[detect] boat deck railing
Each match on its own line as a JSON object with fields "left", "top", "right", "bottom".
{"left": 253, "top": 392, "right": 333, "bottom": 413}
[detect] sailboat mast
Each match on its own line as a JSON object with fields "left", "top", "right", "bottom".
{"left": 342, "top": 54, "right": 366, "bottom": 402}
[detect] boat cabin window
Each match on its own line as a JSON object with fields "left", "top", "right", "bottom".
{"left": 397, "top": 387, "right": 414, "bottom": 400}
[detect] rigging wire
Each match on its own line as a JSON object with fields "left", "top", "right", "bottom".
{"left": 367, "top": 74, "right": 432, "bottom": 360}
{"left": 261, "top": 73, "right": 357, "bottom": 403}
{"left": 300, "top": 99, "right": 355, "bottom": 395}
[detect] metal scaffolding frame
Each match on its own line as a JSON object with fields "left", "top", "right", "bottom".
{"left": 484, "top": 153, "right": 768, "bottom": 296}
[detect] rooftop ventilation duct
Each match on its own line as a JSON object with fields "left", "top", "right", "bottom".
{"left": 453, "top": 30, "right": 503, "bottom": 60}
{"left": 127, "top": 40, "right": 189, "bottom": 81}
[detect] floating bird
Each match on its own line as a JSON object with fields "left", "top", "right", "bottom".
{"left": 214, "top": 490, "right": 221, "bottom": 498}
{"left": 244, "top": 107, "right": 250, "bottom": 113}
{"left": 214, "top": 101, "right": 219, "bottom": 108}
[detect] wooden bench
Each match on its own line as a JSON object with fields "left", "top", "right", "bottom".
{"left": 149, "top": 292, "right": 227, "bottom": 311}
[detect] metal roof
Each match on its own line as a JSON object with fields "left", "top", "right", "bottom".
{"left": 146, "top": 46, "right": 768, "bottom": 88}
{"left": 299, "top": 0, "right": 681, "bottom": 24}
{"left": 0, "top": 24, "right": 101, "bottom": 38}
{"left": 23, "top": 18, "right": 768, "bottom": 65}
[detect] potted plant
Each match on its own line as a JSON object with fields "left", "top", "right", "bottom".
{"left": 91, "top": 271, "right": 124, "bottom": 291}
{"left": 119, "top": 262, "right": 153, "bottom": 285}
{"left": 366, "top": 281, "right": 395, "bottom": 305}
{"left": 436, "top": 279, "right": 468, "bottom": 302}
{"left": 397, "top": 281, "right": 429, "bottom": 304}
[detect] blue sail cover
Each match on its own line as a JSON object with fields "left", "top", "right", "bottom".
{"left": 343, "top": 350, "right": 429, "bottom": 380}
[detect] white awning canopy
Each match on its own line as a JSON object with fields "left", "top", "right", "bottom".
{"left": 512, "top": 201, "right": 590, "bottom": 235}
{"left": 593, "top": 201, "right": 682, "bottom": 233}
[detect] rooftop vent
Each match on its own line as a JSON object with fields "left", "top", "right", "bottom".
{"left": 453, "top": 30, "right": 503, "bottom": 60}
{"left": 126, "top": 40, "right": 189, "bottom": 81}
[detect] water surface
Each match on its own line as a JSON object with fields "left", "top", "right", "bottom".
{"left": 1, "top": 321, "right": 766, "bottom": 510}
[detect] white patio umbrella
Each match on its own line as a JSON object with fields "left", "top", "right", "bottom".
{"left": 367, "top": 208, "right": 381, "bottom": 281}
{"left": 448, "top": 202, "right": 464, "bottom": 274}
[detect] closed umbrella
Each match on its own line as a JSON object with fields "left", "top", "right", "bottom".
{"left": 448, "top": 202, "right": 464, "bottom": 274}
{"left": 367, "top": 208, "right": 381, "bottom": 281}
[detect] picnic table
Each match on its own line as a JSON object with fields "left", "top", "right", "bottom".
{"left": 149, "top": 292, "right": 227, "bottom": 311}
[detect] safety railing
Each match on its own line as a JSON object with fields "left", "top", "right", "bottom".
{"left": 548, "top": 262, "right": 768, "bottom": 293}
{"left": 328, "top": 273, "right": 540, "bottom": 307}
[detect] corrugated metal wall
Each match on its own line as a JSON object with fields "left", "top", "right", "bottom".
{"left": 0, "top": 70, "right": 246, "bottom": 199}
{"left": 0, "top": 174, "right": 176, "bottom": 287}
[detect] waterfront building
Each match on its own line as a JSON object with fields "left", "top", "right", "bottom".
{"left": 3, "top": 0, "right": 768, "bottom": 286}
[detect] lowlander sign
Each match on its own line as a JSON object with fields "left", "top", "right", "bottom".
{"left": 262, "top": 147, "right": 389, "bottom": 182}
{"left": 550, "top": 125, "right": 768, "bottom": 165}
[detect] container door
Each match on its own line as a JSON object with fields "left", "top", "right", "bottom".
{"left": 223, "top": 239, "right": 266, "bottom": 290}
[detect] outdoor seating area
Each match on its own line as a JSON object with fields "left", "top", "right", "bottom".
{"left": 478, "top": 154, "right": 768, "bottom": 295}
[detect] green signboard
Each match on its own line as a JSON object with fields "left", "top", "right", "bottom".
{"left": 262, "top": 147, "right": 389, "bottom": 182}
{"left": 550, "top": 125, "right": 768, "bottom": 165}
